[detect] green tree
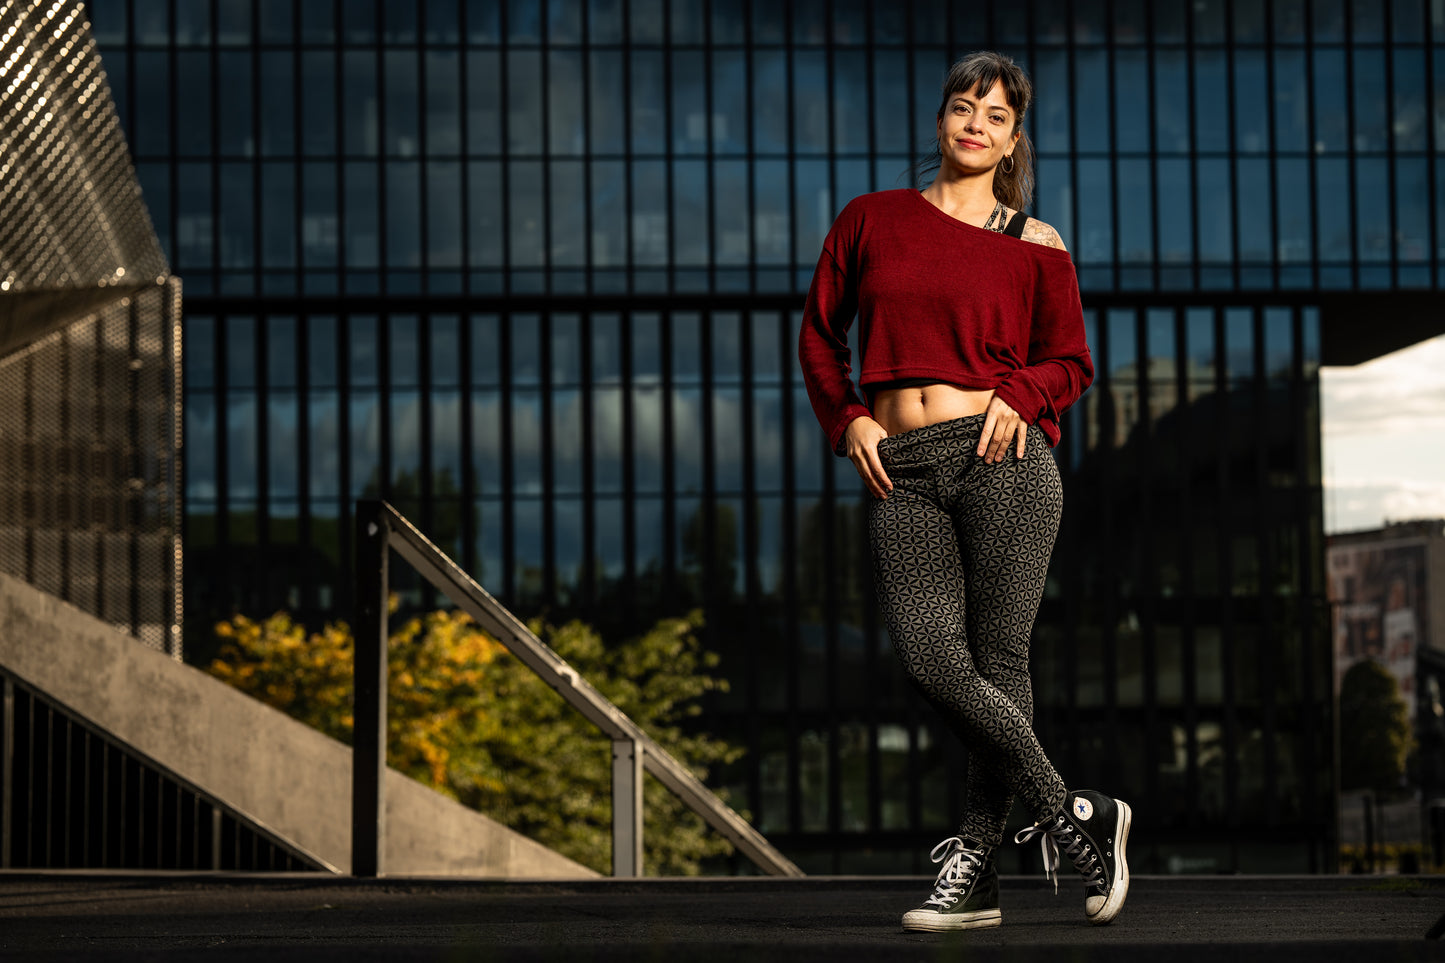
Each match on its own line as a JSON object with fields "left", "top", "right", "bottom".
{"left": 1339, "top": 658, "right": 1413, "bottom": 796}
{"left": 209, "top": 606, "right": 742, "bottom": 875}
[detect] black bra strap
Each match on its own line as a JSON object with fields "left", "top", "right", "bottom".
{"left": 1003, "top": 212, "right": 1029, "bottom": 238}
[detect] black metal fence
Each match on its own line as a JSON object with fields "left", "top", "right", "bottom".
{"left": 0, "top": 670, "right": 320, "bottom": 872}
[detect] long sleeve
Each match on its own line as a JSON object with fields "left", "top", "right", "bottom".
{"left": 798, "top": 221, "right": 871, "bottom": 455}
{"left": 992, "top": 254, "right": 1094, "bottom": 447}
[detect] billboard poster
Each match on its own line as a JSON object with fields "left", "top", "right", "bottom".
{"left": 1329, "top": 539, "right": 1430, "bottom": 720}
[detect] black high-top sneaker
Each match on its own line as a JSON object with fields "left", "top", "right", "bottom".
{"left": 901, "top": 836, "right": 1002, "bottom": 932}
{"left": 1014, "top": 790, "right": 1131, "bottom": 925}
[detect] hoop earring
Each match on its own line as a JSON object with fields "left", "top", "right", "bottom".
{"left": 1001, "top": 154, "right": 1015, "bottom": 174}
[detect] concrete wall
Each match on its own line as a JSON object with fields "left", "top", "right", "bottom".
{"left": 0, "top": 573, "right": 596, "bottom": 878}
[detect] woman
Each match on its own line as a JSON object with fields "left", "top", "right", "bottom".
{"left": 798, "top": 52, "right": 1131, "bottom": 931}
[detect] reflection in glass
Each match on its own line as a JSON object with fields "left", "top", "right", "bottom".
{"left": 672, "top": 52, "right": 708, "bottom": 156}
{"left": 632, "top": 385, "right": 664, "bottom": 494}
{"left": 470, "top": 389, "right": 503, "bottom": 495}
{"left": 391, "top": 390, "right": 422, "bottom": 487}
{"left": 186, "top": 396, "right": 217, "bottom": 500}
{"left": 176, "top": 53, "right": 212, "bottom": 157}
{"left": 268, "top": 394, "right": 299, "bottom": 499}
{"left": 511, "top": 391, "right": 544, "bottom": 495}
{"left": 303, "top": 163, "right": 339, "bottom": 268}
{"left": 592, "top": 388, "right": 624, "bottom": 493}
{"left": 226, "top": 392, "right": 258, "bottom": 500}
{"left": 552, "top": 389, "right": 583, "bottom": 495}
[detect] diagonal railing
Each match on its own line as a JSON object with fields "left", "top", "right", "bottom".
{"left": 352, "top": 499, "right": 803, "bottom": 878}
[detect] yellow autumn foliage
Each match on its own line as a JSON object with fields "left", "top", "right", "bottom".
{"left": 208, "top": 604, "right": 742, "bottom": 875}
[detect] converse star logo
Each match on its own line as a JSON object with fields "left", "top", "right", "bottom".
{"left": 1073, "top": 796, "right": 1094, "bottom": 821}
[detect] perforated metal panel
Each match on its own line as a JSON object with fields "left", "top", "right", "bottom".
{"left": 0, "top": 2, "right": 178, "bottom": 656}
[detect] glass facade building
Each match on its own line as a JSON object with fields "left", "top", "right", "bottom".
{"left": 87, "top": 0, "right": 1445, "bottom": 873}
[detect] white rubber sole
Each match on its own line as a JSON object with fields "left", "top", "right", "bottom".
{"left": 1087, "top": 799, "right": 1131, "bottom": 925}
{"left": 901, "top": 908, "right": 1002, "bottom": 932}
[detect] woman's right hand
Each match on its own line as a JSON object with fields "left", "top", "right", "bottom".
{"left": 843, "top": 416, "right": 893, "bottom": 499}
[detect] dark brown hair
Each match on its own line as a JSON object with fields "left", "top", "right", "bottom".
{"left": 914, "top": 51, "right": 1036, "bottom": 211}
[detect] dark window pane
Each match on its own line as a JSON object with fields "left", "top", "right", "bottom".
{"left": 350, "top": 315, "right": 380, "bottom": 388}
{"left": 259, "top": 52, "right": 295, "bottom": 157}
{"left": 134, "top": 51, "right": 170, "bottom": 156}
{"left": 345, "top": 162, "right": 381, "bottom": 268}
{"left": 427, "top": 162, "right": 464, "bottom": 268}
{"left": 1233, "top": 49, "right": 1268, "bottom": 152}
{"left": 509, "top": 162, "right": 545, "bottom": 268}
{"left": 387, "top": 162, "right": 423, "bottom": 268}
{"left": 308, "top": 316, "right": 338, "bottom": 388}
{"left": 303, "top": 163, "right": 339, "bottom": 268}
{"left": 872, "top": 50, "right": 908, "bottom": 155}
{"left": 268, "top": 394, "right": 299, "bottom": 499}
{"left": 469, "top": 160, "right": 503, "bottom": 268}
{"left": 217, "top": 0, "right": 252, "bottom": 45}
{"left": 302, "top": 52, "right": 338, "bottom": 156}
{"left": 385, "top": 51, "right": 421, "bottom": 156}
{"left": 1351, "top": 48, "right": 1387, "bottom": 152}
{"left": 1115, "top": 51, "right": 1150, "bottom": 153}
{"left": 1312, "top": 48, "right": 1346, "bottom": 152}
{"left": 467, "top": 51, "right": 501, "bottom": 157}
{"left": 218, "top": 163, "right": 255, "bottom": 269}
{"left": 671, "top": 50, "right": 708, "bottom": 155}
{"left": 1154, "top": 50, "right": 1189, "bottom": 152}
{"left": 217, "top": 52, "right": 252, "bottom": 156}
{"left": 1273, "top": 49, "right": 1309, "bottom": 152}
{"left": 1157, "top": 158, "right": 1193, "bottom": 264}
{"left": 426, "top": 51, "right": 462, "bottom": 155}
{"left": 1197, "top": 159, "right": 1233, "bottom": 264}
{"left": 267, "top": 317, "right": 298, "bottom": 388}
{"left": 431, "top": 315, "right": 462, "bottom": 388}
{"left": 1315, "top": 158, "right": 1349, "bottom": 262}
{"left": 176, "top": 163, "right": 213, "bottom": 271}
{"left": 226, "top": 393, "right": 258, "bottom": 499}
{"left": 390, "top": 316, "right": 421, "bottom": 388}
{"left": 343, "top": 51, "right": 380, "bottom": 157}
{"left": 754, "top": 50, "right": 788, "bottom": 153}
{"left": 1275, "top": 157, "right": 1312, "bottom": 264}
{"left": 590, "top": 161, "right": 626, "bottom": 268}
{"left": 550, "top": 160, "right": 586, "bottom": 268}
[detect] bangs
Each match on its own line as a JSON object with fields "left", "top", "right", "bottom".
{"left": 940, "top": 53, "right": 1032, "bottom": 121}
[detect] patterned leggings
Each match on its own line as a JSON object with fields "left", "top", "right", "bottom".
{"left": 869, "top": 414, "right": 1068, "bottom": 849}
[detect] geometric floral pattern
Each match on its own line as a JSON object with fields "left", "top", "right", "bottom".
{"left": 868, "top": 414, "right": 1068, "bottom": 848}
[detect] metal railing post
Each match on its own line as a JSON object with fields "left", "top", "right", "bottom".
{"left": 2, "top": 676, "right": 12, "bottom": 868}
{"left": 352, "top": 500, "right": 389, "bottom": 877}
{"left": 612, "top": 738, "right": 643, "bottom": 876}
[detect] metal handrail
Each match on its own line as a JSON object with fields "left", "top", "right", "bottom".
{"left": 351, "top": 499, "right": 803, "bottom": 878}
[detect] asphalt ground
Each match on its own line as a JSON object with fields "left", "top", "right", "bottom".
{"left": 2, "top": 872, "right": 1445, "bottom": 963}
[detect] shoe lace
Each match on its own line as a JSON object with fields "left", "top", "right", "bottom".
{"left": 1013, "top": 815, "right": 1104, "bottom": 896}
{"left": 921, "top": 837, "right": 990, "bottom": 910}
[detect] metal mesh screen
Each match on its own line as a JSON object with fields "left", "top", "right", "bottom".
{"left": 0, "top": 280, "right": 182, "bottom": 655}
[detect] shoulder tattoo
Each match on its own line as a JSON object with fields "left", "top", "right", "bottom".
{"left": 1021, "top": 219, "right": 1066, "bottom": 251}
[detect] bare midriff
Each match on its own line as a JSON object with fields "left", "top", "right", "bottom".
{"left": 872, "top": 384, "right": 996, "bottom": 435}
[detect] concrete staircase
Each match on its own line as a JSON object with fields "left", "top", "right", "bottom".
{"left": 0, "top": 573, "right": 595, "bottom": 878}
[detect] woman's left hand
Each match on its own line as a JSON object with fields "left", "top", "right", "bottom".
{"left": 977, "top": 395, "right": 1027, "bottom": 463}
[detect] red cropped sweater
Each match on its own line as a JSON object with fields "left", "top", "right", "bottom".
{"left": 798, "top": 189, "right": 1094, "bottom": 452}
